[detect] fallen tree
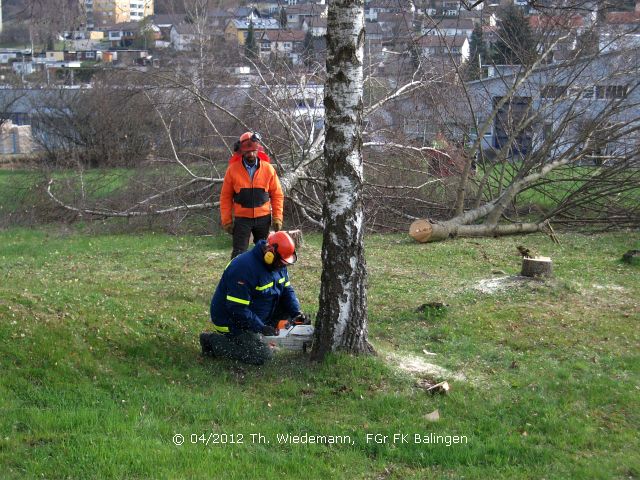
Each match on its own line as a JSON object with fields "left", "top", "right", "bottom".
{"left": 37, "top": 2, "right": 640, "bottom": 238}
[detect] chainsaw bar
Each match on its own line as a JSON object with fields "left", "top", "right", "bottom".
{"left": 262, "top": 324, "right": 314, "bottom": 352}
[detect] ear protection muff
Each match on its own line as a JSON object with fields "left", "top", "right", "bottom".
{"left": 264, "top": 245, "right": 276, "bottom": 265}
{"left": 233, "top": 140, "right": 241, "bottom": 152}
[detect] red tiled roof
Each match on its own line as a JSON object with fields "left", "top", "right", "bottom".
{"left": 528, "top": 15, "right": 584, "bottom": 29}
{"left": 422, "top": 17, "right": 475, "bottom": 31}
{"left": 265, "top": 30, "right": 306, "bottom": 42}
{"left": 605, "top": 11, "right": 640, "bottom": 24}
{"left": 281, "top": 4, "right": 326, "bottom": 15}
{"left": 305, "top": 17, "right": 327, "bottom": 28}
{"left": 417, "top": 34, "right": 467, "bottom": 47}
{"left": 376, "top": 12, "right": 411, "bottom": 23}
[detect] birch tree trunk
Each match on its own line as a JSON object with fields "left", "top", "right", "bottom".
{"left": 311, "top": 0, "right": 373, "bottom": 361}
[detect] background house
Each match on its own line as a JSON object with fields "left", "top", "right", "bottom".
{"left": 283, "top": 3, "right": 326, "bottom": 29}
{"left": 225, "top": 18, "right": 281, "bottom": 46}
{"left": 301, "top": 17, "right": 327, "bottom": 37}
{"left": 421, "top": 17, "right": 475, "bottom": 37}
{"left": 252, "top": 0, "right": 282, "bottom": 16}
{"left": 466, "top": 48, "right": 640, "bottom": 161}
{"left": 265, "top": 29, "right": 306, "bottom": 63}
{"left": 416, "top": 35, "right": 470, "bottom": 64}
{"left": 104, "top": 23, "right": 139, "bottom": 48}
{"left": 170, "top": 23, "right": 205, "bottom": 51}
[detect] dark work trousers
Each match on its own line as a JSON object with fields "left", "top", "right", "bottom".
{"left": 200, "top": 309, "right": 291, "bottom": 365}
{"left": 231, "top": 214, "right": 271, "bottom": 259}
{"left": 204, "top": 331, "right": 273, "bottom": 365}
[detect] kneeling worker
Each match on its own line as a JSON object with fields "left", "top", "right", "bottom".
{"left": 200, "top": 231, "right": 305, "bottom": 365}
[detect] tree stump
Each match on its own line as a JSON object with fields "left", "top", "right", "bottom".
{"left": 251, "top": 230, "right": 303, "bottom": 248}
{"left": 521, "top": 256, "right": 553, "bottom": 278}
{"left": 286, "top": 229, "right": 304, "bottom": 248}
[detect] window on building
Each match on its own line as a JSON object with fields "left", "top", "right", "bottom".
{"left": 580, "top": 86, "right": 594, "bottom": 99}
{"left": 595, "top": 85, "right": 628, "bottom": 99}
{"left": 541, "top": 85, "right": 567, "bottom": 99}
{"left": 565, "top": 86, "right": 594, "bottom": 99}
{"left": 493, "top": 96, "right": 534, "bottom": 155}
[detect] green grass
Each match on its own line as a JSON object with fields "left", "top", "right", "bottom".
{"left": 0, "top": 164, "right": 223, "bottom": 210}
{"left": 0, "top": 168, "right": 133, "bottom": 208}
{"left": 479, "top": 162, "right": 640, "bottom": 213}
{"left": 0, "top": 170, "right": 41, "bottom": 210}
{"left": 1, "top": 228, "right": 639, "bottom": 479}
{"left": 44, "top": 168, "right": 136, "bottom": 199}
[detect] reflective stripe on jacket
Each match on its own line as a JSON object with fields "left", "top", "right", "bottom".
{"left": 209, "top": 240, "right": 301, "bottom": 334}
{"left": 219, "top": 158, "right": 284, "bottom": 225}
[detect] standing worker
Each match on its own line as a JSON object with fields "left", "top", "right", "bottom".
{"left": 220, "top": 132, "right": 284, "bottom": 259}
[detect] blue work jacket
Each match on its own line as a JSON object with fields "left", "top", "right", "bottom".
{"left": 209, "top": 240, "right": 301, "bottom": 334}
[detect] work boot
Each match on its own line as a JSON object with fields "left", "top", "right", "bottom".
{"left": 199, "top": 333, "right": 215, "bottom": 357}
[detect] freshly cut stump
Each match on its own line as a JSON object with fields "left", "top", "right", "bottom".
{"left": 521, "top": 256, "right": 553, "bottom": 277}
{"left": 286, "top": 229, "right": 304, "bottom": 248}
{"left": 256, "top": 230, "right": 303, "bottom": 247}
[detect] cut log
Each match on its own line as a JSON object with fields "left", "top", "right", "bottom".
{"left": 521, "top": 256, "right": 553, "bottom": 277}
{"left": 409, "top": 219, "right": 432, "bottom": 242}
{"left": 409, "top": 219, "right": 449, "bottom": 243}
{"left": 409, "top": 218, "right": 547, "bottom": 243}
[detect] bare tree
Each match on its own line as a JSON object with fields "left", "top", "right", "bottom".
{"left": 33, "top": 1, "right": 640, "bottom": 367}
{"left": 409, "top": 4, "right": 640, "bottom": 241}
{"left": 13, "top": 0, "right": 81, "bottom": 50}
{"left": 32, "top": 74, "right": 157, "bottom": 167}
{"left": 40, "top": 2, "right": 639, "bottom": 233}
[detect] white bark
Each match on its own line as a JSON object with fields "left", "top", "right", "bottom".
{"left": 312, "top": 0, "right": 372, "bottom": 360}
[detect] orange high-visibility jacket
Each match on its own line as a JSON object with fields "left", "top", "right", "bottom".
{"left": 220, "top": 159, "right": 284, "bottom": 225}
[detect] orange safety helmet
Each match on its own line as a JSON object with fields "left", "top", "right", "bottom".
{"left": 266, "top": 231, "right": 297, "bottom": 265}
{"left": 235, "top": 131, "right": 262, "bottom": 153}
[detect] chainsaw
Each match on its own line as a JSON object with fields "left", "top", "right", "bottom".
{"left": 261, "top": 314, "right": 314, "bottom": 353}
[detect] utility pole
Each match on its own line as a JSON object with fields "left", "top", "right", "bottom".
{"left": 0, "top": 0, "right": 4, "bottom": 34}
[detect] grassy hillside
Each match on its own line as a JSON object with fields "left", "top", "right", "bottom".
{"left": 0, "top": 229, "right": 638, "bottom": 479}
